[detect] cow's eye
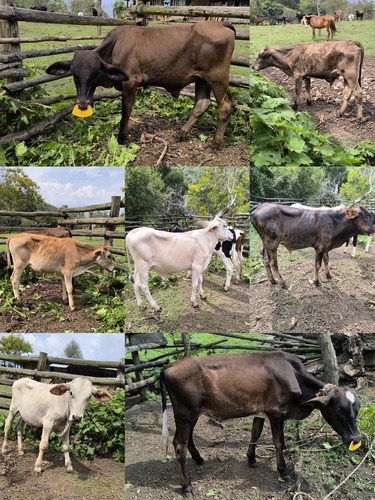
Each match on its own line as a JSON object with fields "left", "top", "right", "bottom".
{"left": 70, "top": 391, "right": 73, "bottom": 397}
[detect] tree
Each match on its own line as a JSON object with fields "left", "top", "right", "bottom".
{"left": 318, "top": 333, "right": 339, "bottom": 385}
{"left": 64, "top": 340, "right": 84, "bottom": 359}
{"left": 188, "top": 167, "right": 249, "bottom": 216}
{"left": 339, "top": 167, "right": 375, "bottom": 202}
{"left": 0, "top": 334, "right": 33, "bottom": 355}
{"left": 125, "top": 167, "right": 165, "bottom": 218}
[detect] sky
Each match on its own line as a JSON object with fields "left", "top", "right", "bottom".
{"left": 21, "top": 167, "right": 124, "bottom": 209}
{"left": 17, "top": 333, "right": 124, "bottom": 362}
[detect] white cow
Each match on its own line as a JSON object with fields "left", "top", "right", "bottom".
{"left": 1, "top": 377, "right": 112, "bottom": 475}
{"left": 214, "top": 228, "right": 245, "bottom": 287}
{"left": 125, "top": 216, "right": 233, "bottom": 311}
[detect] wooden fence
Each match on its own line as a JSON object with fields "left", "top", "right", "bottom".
{"left": 250, "top": 196, "right": 375, "bottom": 211}
{"left": 0, "top": 350, "right": 125, "bottom": 411}
{"left": 0, "top": 1, "right": 249, "bottom": 145}
{"left": 0, "top": 195, "right": 125, "bottom": 270}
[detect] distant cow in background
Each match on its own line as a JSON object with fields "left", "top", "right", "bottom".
{"left": 356, "top": 10, "right": 364, "bottom": 20}
{"left": 348, "top": 14, "right": 354, "bottom": 21}
{"left": 334, "top": 10, "right": 342, "bottom": 22}
{"left": 2, "top": 377, "right": 111, "bottom": 474}
{"left": 254, "top": 17, "right": 266, "bottom": 25}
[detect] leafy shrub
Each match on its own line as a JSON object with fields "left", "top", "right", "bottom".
{"left": 250, "top": 69, "right": 374, "bottom": 166}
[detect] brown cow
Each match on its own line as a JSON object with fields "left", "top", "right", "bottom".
{"left": 252, "top": 40, "right": 364, "bottom": 122}
{"left": 254, "top": 17, "right": 266, "bottom": 25}
{"left": 161, "top": 351, "right": 361, "bottom": 498}
{"left": 250, "top": 203, "right": 374, "bottom": 288}
{"left": 46, "top": 22, "right": 236, "bottom": 148}
{"left": 334, "top": 9, "right": 342, "bottom": 22}
{"left": 6, "top": 234, "right": 114, "bottom": 310}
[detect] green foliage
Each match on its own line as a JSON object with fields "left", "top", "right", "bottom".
{"left": 359, "top": 405, "right": 375, "bottom": 438}
{"left": 250, "top": 70, "right": 364, "bottom": 166}
{"left": 125, "top": 167, "right": 165, "bottom": 219}
{"left": 0, "top": 333, "right": 33, "bottom": 355}
{"left": 339, "top": 167, "right": 375, "bottom": 200}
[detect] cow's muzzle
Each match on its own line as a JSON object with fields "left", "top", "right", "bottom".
{"left": 71, "top": 415, "right": 83, "bottom": 423}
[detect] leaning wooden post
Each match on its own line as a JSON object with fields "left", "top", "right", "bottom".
{"left": 106, "top": 195, "right": 121, "bottom": 247}
{"left": 182, "top": 334, "right": 191, "bottom": 356}
{"left": 35, "top": 352, "right": 48, "bottom": 381}
{"left": 0, "top": 0, "right": 24, "bottom": 99}
{"left": 96, "top": 0, "right": 101, "bottom": 37}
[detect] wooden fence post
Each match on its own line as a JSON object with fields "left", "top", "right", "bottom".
{"left": 106, "top": 196, "right": 121, "bottom": 247}
{"left": 0, "top": 0, "right": 23, "bottom": 99}
{"left": 36, "top": 351, "right": 48, "bottom": 380}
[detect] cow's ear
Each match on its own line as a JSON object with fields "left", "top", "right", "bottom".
{"left": 92, "top": 388, "right": 112, "bottom": 402}
{"left": 345, "top": 209, "right": 359, "bottom": 219}
{"left": 46, "top": 61, "right": 72, "bottom": 76}
{"left": 303, "top": 394, "right": 330, "bottom": 408}
{"left": 198, "top": 221, "right": 210, "bottom": 228}
{"left": 102, "top": 62, "right": 129, "bottom": 82}
{"left": 208, "top": 224, "right": 219, "bottom": 233}
{"left": 50, "top": 383, "right": 70, "bottom": 396}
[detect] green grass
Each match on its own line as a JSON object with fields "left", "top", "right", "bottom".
{"left": 250, "top": 20, "right": 375, "bottom": 62}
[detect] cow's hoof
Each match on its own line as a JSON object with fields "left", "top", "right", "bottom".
{"left": 34, "top": 470, "right": 42, "bottom": 477}
{"left": 223, "top": 286, "right": 229, "bottom": 292}
{"left": 326, "top": 273, "right": 332, "bottom": 280}
{"left": 281, "top": 283, "right": 288, "bottom": 289}
{"left": 314, "top": 281, "right": 321, "bottom": 287}
{"left": 200, "top": 295, "right": 207, "bottom": 301}
{"left": 307, "top": 100, "right": 312, "bottom": 106}
{"left": 18, "top": 451, "right": 24, "bottom": 456}
{"left": 248, "top": 460, "right": 259, "bottom": 469}
{"left": 66, "top": 467, "right": 73, "bottom": 473}
{"left": 182, "top": 485, "right": 194, "bottom": 498}
{"left": 191, "top": 302, "right": 199, "bottom": 308}
{"left": 69, "top": 307, "right": 76, "bottom": 312}
{"left": 279, "top": 469, "right": 290, "bottom": 480}
{"left": 194, "top": 456, "right": 204, "bottom": 465}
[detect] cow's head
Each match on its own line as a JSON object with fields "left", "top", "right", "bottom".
{"left": 95, "top": 247, "right": 115, "bottom": 272}
{"left": 304, "top": 385, "right": 361, "bottom": 450}
{"left": 50, "top": 377, "right": 112, "bottom": 424}
{"left": 198, "top": 217, "right": 233, "bottom": 242}
{"left": 252, "top": 47, "right": 273, "bottom": 71}
{"left": 346, "top": 206, "right": 375, "bottom": 235}
{"left": 46, "top": 51, "right": 128, "bottom": 117}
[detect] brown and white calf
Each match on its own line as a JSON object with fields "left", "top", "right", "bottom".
{"left": 161, "top": 351, "right": 361, "bottom": 498}
{"left": 6, "top": 234, "right": 114, "bottom": 310}
{"left": 126, "top": 217, "right": 233, "bottom": 311}
{"left": 2, "top": 377, "right": 111, "bottom": 475}
{"left": 253, "top": 40, "right": 364, "bottom": 122}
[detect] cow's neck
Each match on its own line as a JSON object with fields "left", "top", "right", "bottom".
{"left": 270, "top": 47, "right": 294, "bottom": 77}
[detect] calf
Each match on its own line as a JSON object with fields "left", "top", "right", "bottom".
{"left": 356, "top": 10, "right": 364, "bottom": 20}
{"left": 250, "top": 203, "right": 374, "bottom": 288}
{"left": 126, "top": 217, "right": 233, "bottom": 311}
{"left": 46, "top": 22, "right": 236, "bottom": 148}
{"left": 2, "top": 377, "right": 111, "bottom": 474}
{"left": 161, "top": 351, "right": 361, "bottom": 498}
{"left": 6, "top": 234, "right": 114, "bottom": 310}
{"left": 253, "top": 41, "right": 364, "bottom": 122}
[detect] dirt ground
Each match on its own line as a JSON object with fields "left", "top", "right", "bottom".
{"left": 125, "top": 268, "right": 250, "bottom": 334}
{"left": 0, "top": 438, "right": 124, "bottom": 500}
{"left": 0, "top": 278, "right": 103, "bottom": 334}
{"left": 259, "top": 55, "right": 375, "bottom": 147}
{"left": 250, "top": 238, "right": 375, "bottom": 334}
{"left": 125, "top": 386, "right": 375, "bottom": 500}
{"left": 127, "top": 115, "right": 249, "bottom": 167}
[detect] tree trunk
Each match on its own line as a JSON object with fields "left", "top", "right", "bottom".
{"left": 318, "top": 333, "right": 339, "bottom": 384}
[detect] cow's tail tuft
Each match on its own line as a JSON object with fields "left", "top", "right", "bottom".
{"left": 160, "top": 368, "right": 169, "bottom": 456}
{"left": 125, "top": 237, "right": 134, "bottom": 284}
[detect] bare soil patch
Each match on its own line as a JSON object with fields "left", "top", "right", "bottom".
{"left": 0, "top": 439, "right": 124, "bottom": 500}
{"left": 0, "top": 278, "right": 102, "bottom": 333}
{"left": 127, "top": 115, "right": 249, "bottom": 167}
{"left": 260, "top": 55, "right": 375, "bottom": 146}
{"left": 250, "top": 240, "right": 375, "bottom": 334}
{"left": 125, "top": 392, "right": 374, "bottom": 500}
{"left": 125, "top": 269, "right": 250, "bottom": 334}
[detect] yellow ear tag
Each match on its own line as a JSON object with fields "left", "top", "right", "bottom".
{"left": 349, "top": 440, "right": 361, "bottom": 451}
{"left": 72, "top": 105, "right": 93, "bottom": 118}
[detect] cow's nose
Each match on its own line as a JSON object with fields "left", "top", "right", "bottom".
{"left": 72, "top": 415, "right": 83, "bottom": 423}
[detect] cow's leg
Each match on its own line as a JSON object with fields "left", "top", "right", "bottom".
{"left": 190, "top": 266, "right": 204, "bottom": 307}
{"left": 314, "top": 250, "right": 326, "bottom": 285}
{"left": 260, "top": 247, "right": 277, "bottom": 284}
{"left": 323, "top": 252, "right": 331, "bottom": 279}
{"left": 215, "top": 254, "right": 219, "bottom": 271}
{"left": 351, "top": 81, "right": 363, "bottom": 122}
{"left": 118, "top": 82, "right": 138, "bottom": 145}
{"left": 175, "top": 79, "right": 212, "bottom": 142}
{"left": 312, "top": 27, "right": 316, "bottom": 39}
{"left": 16, "top": 417, "right": 25, "bottom": 455}
{"left": 210, "top": 84, "right": 236, "bottom": 149}
{"left": 269, "top": 416, "right": 289, "bottom": 478}
{"left": 365, "top": 235, "right": 372, "bottom": 252}
{"left": 62, "top": 272, "right": 75, "bottom": 311}
{"left": 137, "top": 266, "right": 160, "bottom": 311}
{"left": 247, "top": 417, "right": 265, "bottom": 468}
{"left": 351, "top": 235, "right": 358, "bottom": 257}
{"left": 187, "top": 418, "right": 204, "bottom": 465}
{"left": 266, "top": 247, "right": 286, "bottom": 288}
{"left": 337, "top": 80, "right": 353, "bottom": 118}
{"left": 293, "top": 77, "right": 303, "bottom": 109}
{"left": 2, "top": 407, "right": 18, "bottom": 453}
{"left": 326, "top": 27, "right": 330, "bottom": 41}
{"left": 220, "top": 254, "right": 233, "bottom": 291}
{"left": 305, "top": 78, "right": 312, "bottom": 105}
{"left": 34, "top": 423, "right": 52, "bottom": 475}
{"left": 173, "top": 418, "right": 197, "bottom": 498}
{"left": 10, "top": 262, "right": 28, "bottom": 300}
{"left": 343, "top": 238, "right": 349, "bottom": 253}
{"left": 61, "top": 429, "right": 73, "bottom": 472}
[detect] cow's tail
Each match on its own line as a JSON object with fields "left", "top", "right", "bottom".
{"left": 125, "top": 237, "right": 134, "bottom": 284}
{"left": 358, "top": 42, "right": 364, "bottom": 87}
{"left": 5, "top": 237, "right": 13, "bottom": 278}
{"left": 160, "top": 368, "right": 169, "bottom": 457}
{"left": 331, "top": 19, "right": 337, "bottom": 33}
